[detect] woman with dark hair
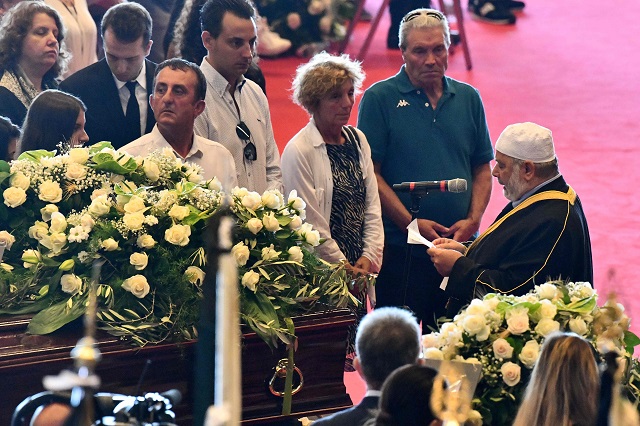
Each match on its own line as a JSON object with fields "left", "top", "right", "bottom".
{"left": 0, "top": 1, "right": 70, "bottom": 126}
{"left": 18, "top": 89, "right": 88, "bottom": 154}
{"left": 0, "top": 115, "right": 20, "bottom": 161}
{"left": 44, "top": 0, "right": 97, "bottom": 77}
{"left": 370, "top": 364, "right": 441, "bottom": 426}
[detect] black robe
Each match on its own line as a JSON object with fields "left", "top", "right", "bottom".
{"left": 446, "top": 175, "right": 593, "bottom": 312}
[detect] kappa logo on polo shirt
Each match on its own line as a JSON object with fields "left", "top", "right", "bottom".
{"left": 397, "top": 99, "right": 410, "bottom": 108}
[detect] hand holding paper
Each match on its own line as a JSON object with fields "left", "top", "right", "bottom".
{"left": 406, "top": 220, "right": 450, "bottom": 290}
{"left": 406, "top": 219, "right": 434, "bottom": 248}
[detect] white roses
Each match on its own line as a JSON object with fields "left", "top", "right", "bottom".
{"left": 492, "top": 338, "right": 514, "bottom": 360}
{"left": 143, "top": 160, "right": 160, "bottom": 181}
{"left": 241, "top": 271, "right": 260, "bottom": 292}
{"left": 231, "top": 242, "right": 250, "bottom": 266}
{"left": 122, "top": 275, "right": 150, "bottom": 298}
{"left": 168, "top": 205, "right": 190, "bottom": 221}
{"left": 65, "top": 163, "right": 87, "bottom": 180}
{"left": 506, "top": 307, "right": 530, "bottom": 335}
{"left": 165, "top": 224, "right": 191, "bottom": 246}
{"left": 287, "top": 246, "right": 304, "bottom": 263}
{"left": 136, "top": 234, "right": 156, "bottom": 249}
{"left": 297, "top": 223, "right": 320, "bottom": 246}
{"left": 9, "top": 172, "right": 30, "bottom": 190}
{"left": 3, "top": 187, "right": 27, "bottom": 207}
{"left": 518, "top": 340, "right": 540, "bottom": 368}
{"left": 38, "top": 180, "right": 63, "bottom": 203}
{"left": 246, "top": 218, "right": 263, "bottom": 234}
{"left": 184, "top": 266, "right": 205, "bottom": 285}
{"left": 102, "top": 238, "right": 119, "bottom": 251}
{"left": 501, "top": 362, "right": 521, "bottom": 386}
{"left": 0, "top": 231, "right": 15, "bottom": 250}
{"left": 60, "top": 274, "right": 82, "bottom": 295}
{"left": 130, "top": 252, "right": 149, "bottom": 270}
{"left": 262, "top": 212, "right": 280, "bottom": 232}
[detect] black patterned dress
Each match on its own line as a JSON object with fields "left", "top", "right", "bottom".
{"left": 326, "top": 127, "right": 367, "bottom": 366}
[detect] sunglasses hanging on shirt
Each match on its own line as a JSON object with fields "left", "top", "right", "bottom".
{"left": 236, "top": 121, "right": 257, "bottom": 161}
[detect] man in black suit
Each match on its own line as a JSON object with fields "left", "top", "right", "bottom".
{"left": 314, "top": 307, "right": 422, "bottom": 426}
{"left": 60, "top": 2, "right": 155, "bottom": 149}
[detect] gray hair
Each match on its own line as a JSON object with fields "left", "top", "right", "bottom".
{"left": 355, "top": 307, "right": 421, "bottom": 390}
{"left": 399, "top": 8, "right": 450, "bottom": 50}
{"left": 291, "top": 51, "right": 365, "bottom": 115}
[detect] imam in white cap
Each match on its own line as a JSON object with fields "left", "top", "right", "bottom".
{"left": 494, "top": 122, "right": 556, "bottom": 163}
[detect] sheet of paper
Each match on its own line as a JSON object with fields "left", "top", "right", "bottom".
{"left": 406, "top": 220, "right": 449, "bottom": 290}
{"left": 406, "top": 219, "right": 434, "bottom": 248}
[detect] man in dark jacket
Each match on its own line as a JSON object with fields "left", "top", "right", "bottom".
{"left": 60, "top": 2, "right": 156, "bottom": 148}
{"left": 314, "top": 307, "right": 422, "bottom": 426}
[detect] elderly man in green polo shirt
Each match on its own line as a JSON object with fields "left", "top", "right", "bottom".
{"left": 357, "top": 8, "right": 493, "bottom": 331}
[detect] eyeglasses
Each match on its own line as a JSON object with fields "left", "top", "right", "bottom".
{"left": 236, "top": 121, "right": 257, "bottom": 161}
{"left": 402, "top": 9, "right": 445, "bottom": 23}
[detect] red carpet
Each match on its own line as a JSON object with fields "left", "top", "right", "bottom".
{"left": 259, "top": 0, "right": 640, "bottom": 404}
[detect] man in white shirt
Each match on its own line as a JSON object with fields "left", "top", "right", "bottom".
{"left": 121, "top": 58, "right": 237, "bottom": 191}
{"left": 60, "top": 2, "right": 156, "bottom": 149}
{"left": 194, "top": 0, "right": 282, "bottom": 193}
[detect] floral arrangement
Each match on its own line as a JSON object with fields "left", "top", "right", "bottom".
{"left": 422, "top": 281, "right": 640, "bottom": 425}
{"left": 0, "top": 143, "right": 353, "bottom": 347}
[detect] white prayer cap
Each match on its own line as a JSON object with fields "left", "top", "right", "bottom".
{"left": 495, "top": 122, "right": 556, "bottom": 163}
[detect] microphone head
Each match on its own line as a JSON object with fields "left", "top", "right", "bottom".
{"left": 448, "top": 178, "right": 467, "bottom": 193}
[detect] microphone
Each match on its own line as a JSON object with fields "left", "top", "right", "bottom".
{"left": 392, "top": 179, "right": 467, "bottom": 193}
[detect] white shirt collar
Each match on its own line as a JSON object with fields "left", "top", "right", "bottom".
{"left": 150, "top": 125, "right": 203, "bottom": 160}
{"left": 113, "top": 62, "right": 147, "bottom": 90}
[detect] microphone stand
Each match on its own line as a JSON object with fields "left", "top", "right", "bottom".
{"left": 401, "top": 190, "right": 428, "bottom": 310}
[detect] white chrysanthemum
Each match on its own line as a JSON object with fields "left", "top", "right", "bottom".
{"left": 68, "top": 225, "right": 90, "bottom": 243}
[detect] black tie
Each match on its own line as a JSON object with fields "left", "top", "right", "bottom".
{"left": 125, "top": 81, "right": 141, "bottom": 141}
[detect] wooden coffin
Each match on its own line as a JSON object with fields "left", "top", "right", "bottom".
{"left": 0, "top": 308, "right": 355, "bottom": 425}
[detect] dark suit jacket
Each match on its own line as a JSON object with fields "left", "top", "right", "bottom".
{"left": 313, "top": 396, "right": 379, "bottom": 426}
{"left": 59, "top": 58, "right": 156, "bottom": 149}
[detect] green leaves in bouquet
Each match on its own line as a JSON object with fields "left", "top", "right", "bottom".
{"left": 27, "top": 290, "right": 87, "bottom": 334}
{"left": 91, "top": 142, "right": 138, "bottom": 174}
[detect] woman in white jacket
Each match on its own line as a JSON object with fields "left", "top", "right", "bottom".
{"left": 282, "top": 52, "right": 383, "bottom": 369}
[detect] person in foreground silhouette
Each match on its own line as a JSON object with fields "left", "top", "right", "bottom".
{"left": 512, "top": 332, "right": 598, "bottom": 426}
{"left": 314, "top": 307, "right": 422, "bottom": 426}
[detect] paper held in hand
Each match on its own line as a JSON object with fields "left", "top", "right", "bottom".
{"left": 406, "top": 219, "right": 450, "bottom": 290}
